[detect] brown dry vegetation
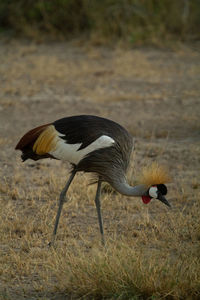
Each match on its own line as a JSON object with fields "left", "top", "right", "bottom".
{"left": 0, "top": 40, "right": 200, "bottom": 299}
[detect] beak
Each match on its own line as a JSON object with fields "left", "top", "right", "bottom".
{"left": 157, "top": 192, "right": 171, "bottom": 208}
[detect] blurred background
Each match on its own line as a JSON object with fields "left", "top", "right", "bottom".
{"left": 0, "top": 0, "right": 200, "bottom": 45}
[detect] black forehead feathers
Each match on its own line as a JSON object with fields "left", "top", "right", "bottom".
{"left": 157, "top": 184, "right": 167, "bottom": 195}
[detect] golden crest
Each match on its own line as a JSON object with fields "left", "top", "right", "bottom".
{"left": 138, "top": 162, "right": 171, "bottom": 187}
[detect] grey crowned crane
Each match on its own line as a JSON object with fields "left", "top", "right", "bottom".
{"left": 15, "top": 115, "right": 171, "bottom": 245}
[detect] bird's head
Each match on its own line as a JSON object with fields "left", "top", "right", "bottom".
{"left": 138, "top": 162, "right": 171, "bottom": 208}
{"left": 142, "top": 183, "right": 170, "bottom": 207}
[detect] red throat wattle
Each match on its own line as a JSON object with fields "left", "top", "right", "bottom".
{"left": 142, "top": 196, "right": 151, "bottom": 204}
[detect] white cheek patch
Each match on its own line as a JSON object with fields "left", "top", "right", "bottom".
{"left": 149, "top": 186, "right": 158, "bottom": 199}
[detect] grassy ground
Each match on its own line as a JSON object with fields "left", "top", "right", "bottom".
{"left": 0, "top": 41, "right": 200, "bottom": 299}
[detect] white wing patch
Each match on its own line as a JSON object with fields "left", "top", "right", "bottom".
{"left": 49, "top": 133, "right": 115, "bottom": 164}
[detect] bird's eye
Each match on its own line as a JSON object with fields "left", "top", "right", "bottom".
{"left": 157, "top": 184, "right": 167, "bottom": 195}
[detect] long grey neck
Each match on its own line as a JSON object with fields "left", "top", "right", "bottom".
{"left": 112, "top": 180, "right": 148, "bottom": 197}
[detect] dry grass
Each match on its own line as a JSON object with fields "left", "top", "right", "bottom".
{"left": 0, "top": 158, "right": 200, "bottom": 299}
{"left": 0, "top": 42, "right": 200, "bottom": 299}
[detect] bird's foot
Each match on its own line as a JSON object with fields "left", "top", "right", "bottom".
{"left": 48, "top": 236, "right": 56, "bottom": 248}
{"left": 48, "top": 241, "right": 53, "bottom": 248}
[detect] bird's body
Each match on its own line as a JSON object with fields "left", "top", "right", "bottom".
{"left": 15, "top": 115, "right": 171, "bottom": 245}
{"left": 16, "top": 115, "right": 133, "bottom": 192}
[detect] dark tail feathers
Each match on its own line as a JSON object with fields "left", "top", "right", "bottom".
{"left": 15, "top": 123, "right": 51, "bottom": 162}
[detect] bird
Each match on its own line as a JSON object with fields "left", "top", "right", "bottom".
{"left": 15, "top": 115, "right": 171, "bottom": 245}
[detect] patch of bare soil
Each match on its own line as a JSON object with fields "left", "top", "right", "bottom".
{"left": 0, "top": 40, "right": 200, "bottom": 299}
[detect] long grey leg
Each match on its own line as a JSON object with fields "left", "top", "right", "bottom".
{"left": 94, "top": 180, "right": 105, "bottom": 245}
{"left": 49, "top": 170, "right": 76, "bottom": 246}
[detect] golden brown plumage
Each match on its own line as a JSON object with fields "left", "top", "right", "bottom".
{"left": 15, "top": 123, "right": 51, "bottom": 151}
{"left": 138, "top": 162, "right": 171, "bottom": 187}
{"left": 33, "top": 125, "right": 58, "bottom": 155}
